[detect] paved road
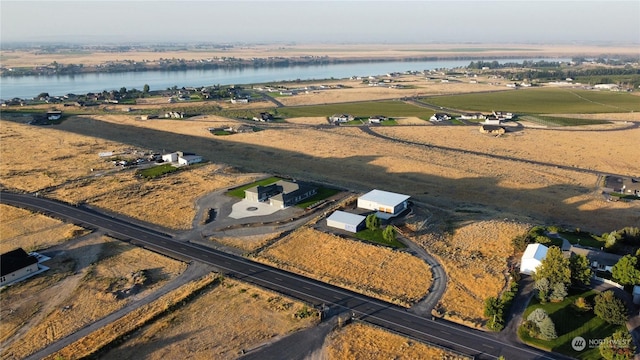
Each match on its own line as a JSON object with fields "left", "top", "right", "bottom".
{"left": 1, "top": 192, "right": 571, "bottom": 360}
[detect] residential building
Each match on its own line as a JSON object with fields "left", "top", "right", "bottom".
{"left": 429, "top": 113, "right": 451, "bottom": 122}
{"left": 1, "top": 248, "right": 39, "bottom": 286}
{"left": 245, "top": 180, "right": 317, "bottom": 208}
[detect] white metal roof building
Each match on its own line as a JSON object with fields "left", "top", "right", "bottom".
{"left": 520, "top": 243, "right": 548, "bottom": 275}
{"left": 326, "top": 211, "right": 365, "bottom": 233}
{"left": 357, "top": 189, "right": 410, "bottom": 217}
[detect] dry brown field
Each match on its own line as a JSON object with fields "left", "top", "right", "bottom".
{"left": 0, "top": 233, "right": 187, "bottom": 359}
{"left": 3, "top": 43, "right": 638, "bottom": 67}
{"left": 72, "top": 277, "right": 317, "bottom": 360}
{"left": 325, "top": 322, "right": 470, "bottom": 360}
{"left": 418, "top": 220, "right": 530, "bottom": 327}
{"left": 254, "top": 227, "right": 432, "bottom": 307}
{"left": 0, "top": 204, "right": 86, "bottom": 252}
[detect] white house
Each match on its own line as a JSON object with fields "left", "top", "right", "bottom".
{"left": 429, "top": 113, "right": 451, "bottom": 122}
{"left": 326, "top": 211, "right": 366, "bottom": 233}
{"left": 357, "top": 189, "right": 410, "bottom": 218}
{"left": 520, "top": 243, "right": 548, "bottom": 275}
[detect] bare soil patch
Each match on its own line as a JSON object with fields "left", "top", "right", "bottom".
{"left": 0, "top": 204, "right": 86, "bottom": 252}
{"left": 254, "top": 227, "right": 432, "bottom": 307}
{"left": 0, "top": 234, "right": 187, "bottom": 360}
{"left": 415, "top": 220, "right": 530, "bottom": 327}
{"left": 325, "top": 322, "right": 469, "bottom": 360}
{"left": 96, "top": 277, "right": 317, "bottom": 360}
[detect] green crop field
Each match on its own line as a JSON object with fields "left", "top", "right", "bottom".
{"left": 276, "top": 100, "right": 431, "bottom": 118}
{"left": 422, "top": 88, "right": 640, "bottom": 114}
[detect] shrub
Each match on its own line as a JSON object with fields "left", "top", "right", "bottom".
{"left": 572, "top": 297, "right": 592, "bottom": 312}
{"left": 537, "top": 317, "right": 558, "bottom": 340}
{"left": 534, "top": 278, "right": 550, "bottom": 303}
{"left": 549, "top": 282, "right": 568, "bottom": 302}
{"left": 599, "top": 329, "right": 636, "bottom": 360}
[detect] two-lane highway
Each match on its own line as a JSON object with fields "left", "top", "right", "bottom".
{"left": 1, "top": 192, "right": 569, "bottom": 360}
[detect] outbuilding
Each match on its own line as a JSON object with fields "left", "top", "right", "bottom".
{"left": 326, "top": 211, "right": 366, "bottom": 233}
{"left": 1, "top": 248, "right": 39, "bottom": 286}
{"left": 520, "top": 243, "right": 548, "bottom": 275}
{"left": 357, "top": 189, "right": 410, "bottom": 218}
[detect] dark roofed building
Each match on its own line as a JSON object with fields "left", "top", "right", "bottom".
{"left": 1, "top": 248, "right": 39, "bottom": 286}
{"left": 245, "top": 180, "right": 317, "bottom": 208}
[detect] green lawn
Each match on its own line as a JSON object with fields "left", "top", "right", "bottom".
{"left": 559, "top": 231, "right": 605, "bottom": 248}
{"left": 519, "top": 290, "right": 626, "bottom": 360}
{"left": 225, "top": 177, "right": 281, "bottom": 198}
{"left": 295, "top": 187, "right": 341, "bottom": 209}
{"left": 353, "top": 228, "right": 406, "bottom": 249}
{"left": 422, "top": 88, "right": 640, "bottom": 114}
{"left": 137, "top": 163, "right": 179, "bottom": 179}
{"left": 276, "top": 100, "right": 431, "bottom": 118}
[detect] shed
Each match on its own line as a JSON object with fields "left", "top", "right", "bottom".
{"left": 1, "top": 248, "right": 39, "bottom": 286}
{"left": 178, "top": 155, "right": 202, "bottom": 165}
{"left": 326, "top": 211, "right": 365, "bottom": 233}
{"left": 357, "top": 189, "right": 410, "bottom": 217}
{"left": 520, "top": 243, "right": 548, "bottom": 275}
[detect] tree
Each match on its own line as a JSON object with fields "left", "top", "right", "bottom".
{"left": 533, "top": 246, "right": 571, "bottom": 285}
{"left": 382, "top": 225, "right": 396, "bottom": 243}
{"left": 569, "top": 253, "right": 592, "bottom": 286}
{"left": 611, "top": 254, "right": 640, "bottom": 286}
{"left": 533, "top": 277, "right": 550, "bottom": 303}
{"left": 143, "top": 84, "right": 150, "bottom": 94}
{"left": 537, "top": 317, "right": 558, "bottom": 340}
{"left": 599, "top": 329, "right": 636, "bottom": 360}
{"left": 549, "top": 282, "right": 568, "bottom": 302}
{"left": 365, "top": 214, "right": 380, "bottom": 231}
{"left": 594, "top": 291, "right": 628, "bottom": 325}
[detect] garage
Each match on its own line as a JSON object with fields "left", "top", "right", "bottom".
{"left": 326, "top": 211, "right": 365, "bottom": 233}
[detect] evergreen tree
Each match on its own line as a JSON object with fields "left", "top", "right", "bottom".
{"left": 569, "top": 253, "right": 592, "bottom": 286}
{"left": 533, "top": 277, "right": 550, "bottom": 303}
{"left": 599, "top": 329, "right": 636, "bottom": 360}
{"left": 594, "top": 291, "right": 628, "bottom": 325}
{"left": 537, "top": 317, "right": 558, "bottom": 340}
{"left": 533, "top": 246, "right": 571, "bottom": 285}
{"left": 611, "top": 254, "right": 640, "bottom": 286}
{"left": 549, "top": 282, "right": 568, "bottom": 302}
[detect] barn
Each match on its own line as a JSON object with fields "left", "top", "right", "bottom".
{"left": 326, "top": 211, "right": 365, "bottom": 233}
{"left": 357, "top": 189, "right": 410, "bottom": 218}
{"left": 520, "top": 243, "right": 548, "bottom": 275}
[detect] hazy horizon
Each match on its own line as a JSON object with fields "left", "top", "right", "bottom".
{"left": 1, "top": 1, "right": 639, "bottom": 45}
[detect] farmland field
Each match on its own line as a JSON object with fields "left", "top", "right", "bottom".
{"left": 422, "top": 87, "right": 640, "bottom": 114}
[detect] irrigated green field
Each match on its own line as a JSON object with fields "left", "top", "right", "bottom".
{"left": 276, "top": 100, "right": 431, "bottom": 119}
{"left": 422, "top": 87, "right": 640, "bottom": 114}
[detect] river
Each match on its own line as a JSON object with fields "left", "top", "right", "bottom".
{"left": 0, "top": 58, "right": 566, "bottom": 100}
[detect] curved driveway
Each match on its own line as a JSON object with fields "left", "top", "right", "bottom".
{"left": 1, "top": 192, "right": 571, "bottom": 360}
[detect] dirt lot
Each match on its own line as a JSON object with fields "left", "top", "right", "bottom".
{"left": 419, "top": 220, "right": 530, "bottom": 327}
{"left": 325, "top": 322, "right": 469, "bottom": 360}
{"left": 0, "top": 204, "right": 86, "bottom": 252}
{"left": 0, "top": 227, "right": 186, "bottom": 359}
{"left": 97, "top": 278, "right": 318, "bottom": 360}
{"left": 254, "top": 227, "right": 432, "bottom": 307}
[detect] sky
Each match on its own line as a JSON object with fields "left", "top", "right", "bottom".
{"left": 1, "top": 1, "right": 639, "bottom": 45}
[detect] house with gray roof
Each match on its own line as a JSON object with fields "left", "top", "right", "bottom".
{"left": 245, "top": 180, "right": 317, "bottom": 208}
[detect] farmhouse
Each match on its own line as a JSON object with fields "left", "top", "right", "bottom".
{"left": 520, "top": 243, "right": 548, "bottom": 275}
{"left": 569, "top": 246, "right": 621, "bottom": 274}
{"left": 1, "top": 248, "right": 39, "bottom": 286}
{"left": 429, "top": 113, "right": 451, "bottom": 122}
{"left": 46, "top": 110, "right": 62, "bottom": 121}
{"left": 329, "top": 114, "right": 354, "bottom": 124}
{"left": 460, "top": 113, "right": 485, "bottom": 120}
{"left": 326, "top": 211, "right": 366, "bottom": 233}
{"left": 162, "top": 151, "right": 202, "bottom": 165}
{"left": 368, "top": 115, "right": 388, "bottom": 124}
{"left": 245, "top": 180, "right": 317, "bottom": 208}
{"left": 357, "top": 189, "right": 410, "bottom": 219}
{"left": 252, "top": 112, "right": 274, "bottom": 122}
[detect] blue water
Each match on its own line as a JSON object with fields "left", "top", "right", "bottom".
{"left": 0, "top": 58, "right": 566, "bottom": 100}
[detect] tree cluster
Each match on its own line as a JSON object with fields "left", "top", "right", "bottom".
{"left": 594, "top": 290, "right": 629, "bottom": 325}
{"left": 483, "top": 281, "right": 519, "bottom": 331}
{"left": 533, "top": 247, "right": 592, "bottom": 303}
{"left": 523, "top": 308, "right": 557, "bottom": 340}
